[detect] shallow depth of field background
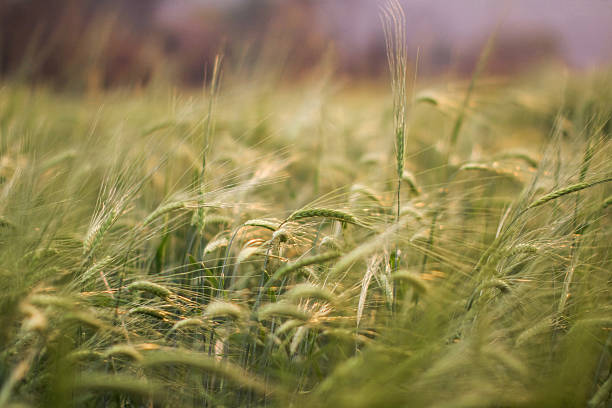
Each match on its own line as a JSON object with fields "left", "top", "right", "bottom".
{"left": 0, "top": 1, "right": 611, "bottom": 408}
{"left": 2, "top": 0, "right": 612, "bottom": 87}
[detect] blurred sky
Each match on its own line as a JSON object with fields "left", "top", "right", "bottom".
{"left": 327, "top": 0, "right": 612, "bottom": 67}
{"left": 158, "top": 0, "right": 612, "bottom": 68}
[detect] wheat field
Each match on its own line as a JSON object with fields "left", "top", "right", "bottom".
{"left": 1, "top": 6, "right": 612, "bottom": 407}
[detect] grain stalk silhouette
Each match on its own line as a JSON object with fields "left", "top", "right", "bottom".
{"left": 381, "top": 0, "right": 408, "bottom": 313}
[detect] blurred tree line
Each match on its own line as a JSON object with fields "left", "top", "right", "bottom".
{"left": 0, "top": 0, "right": 563, "bottom": 89}
{"left": 0, "top": 0, "right": 163, "bottom": 88}
{"left": 0, "top": 0, "right": 340, "bottom": 89}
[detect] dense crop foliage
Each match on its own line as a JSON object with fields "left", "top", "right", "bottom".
{"left": 1, "top": 11, "right": 611, "bottom": 407}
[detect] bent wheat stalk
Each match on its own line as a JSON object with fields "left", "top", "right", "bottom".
{"left": 286, "top": 208, "right": 360, "bottom": 226}
{"left": 261, "top": 251, "right": 340, "bottom": 294}
{"left": 142, "top": 350, "right": 272, "bottom": 397}
{"left": 526, "top": 177, "right": 612, "bottom": 210}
